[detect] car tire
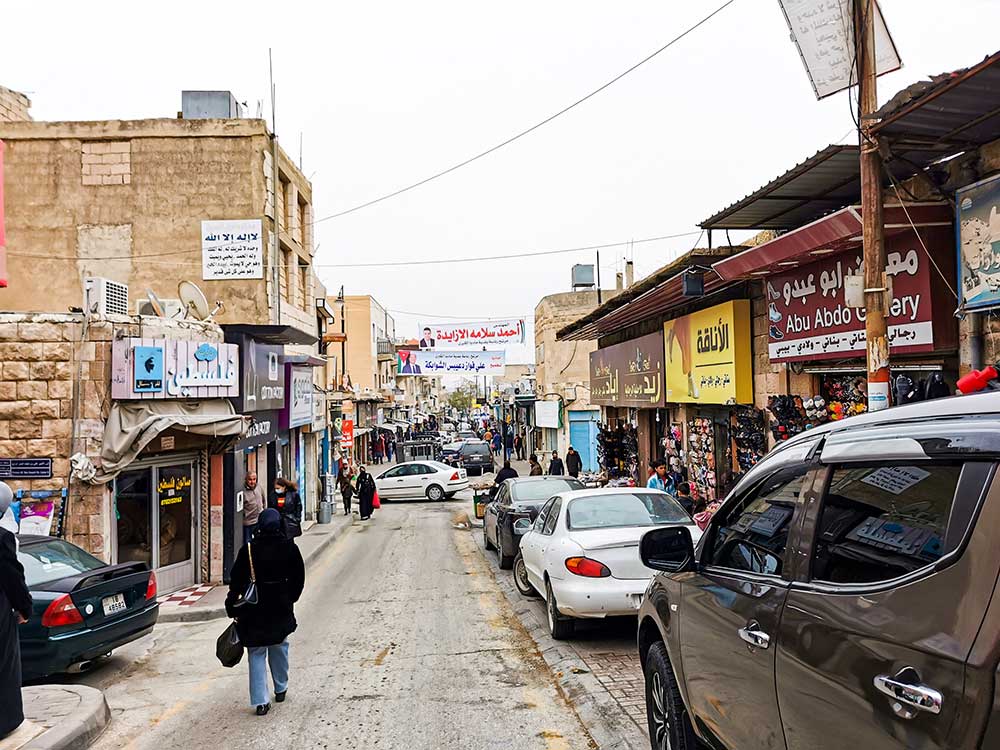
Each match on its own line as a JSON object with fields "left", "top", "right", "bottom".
{"left": 545, "top": 579, "right": 574, "bottom": 640}
{"left": 497, "top": 533, "right": 514, "bottom": 570}
{"left": 644, "top": 641, "right": 697, "bottom": 750}
{"left": 513, "top": 553, "right": 538, "bottom": 597}
{"left": 484, "top": 522, "right": 495, "bottom": 551}
{"left": 426, "top": 484, "right": 445, "bottom": 501}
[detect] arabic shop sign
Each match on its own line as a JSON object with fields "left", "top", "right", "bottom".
{"left": 157, "top": 469, "right": 192, "bottom": 507}
{"left": 419, "top": 319, "right": 525, "bottom": 348}
{"left": 235, "top": 409, "right": 280, "bottom": 451}
{"left": 767, "top": 238, "right": 935, "bottom": 363}
{"left": 396, "top": 349, "right": 506, "bottom": 375}
{"left": 111, "top": 338, "right": 240, "bottom": 399}
{"left": 663, "top": 300, "right": 753, "bottom": 405}
{"left": 589, "top": 331, "right": 665, "bottom": 408}
{"left": 201, "top": 219, "right": 264, "bottom": 280}
{"left": 235, "top": 337, "right": 285, "bottom": 413}
{"left": 283, "top": 366, "right": 315, "bottom": 429}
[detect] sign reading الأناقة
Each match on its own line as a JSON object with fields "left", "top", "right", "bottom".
{"left": 201, "top": 219, "right": 264, "bottom": 280}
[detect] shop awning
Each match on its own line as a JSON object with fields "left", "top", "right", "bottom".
{"left": 712, "top": 202, "right": 953, "bottom": 280}
{"left": 220, "top": 324, "right": 317, "bottom": 346}
{"left": 95, "top": 400, "right": 248, "bottom": 483}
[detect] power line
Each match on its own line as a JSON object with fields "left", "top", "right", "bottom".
{"left": 389, "top": 309, "right": 535, "bottom": 321}
{"left": 309, "top": 0, "right": 739, "bottom": 225}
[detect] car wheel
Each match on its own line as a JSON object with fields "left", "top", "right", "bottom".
{"left": 513, "top": 553, "right": 538, "bottom": 597}
{"left": 426, "top": 484, "right": 445, "bottom": 501}
{"left": 484, "top": 522, "right": 495, "bottom": 550}
{"left": 497, "top": 533, "right": 514, "bottom": 570}
{"left": 645, "top": 641, "right": 697, "bottom": 750}
{"left": 545, "top": 579, "right": 574, "bottom": 640}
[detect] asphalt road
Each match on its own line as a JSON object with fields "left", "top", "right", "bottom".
{"left": 83, "top": 498, "right": 596, "bottom": 750}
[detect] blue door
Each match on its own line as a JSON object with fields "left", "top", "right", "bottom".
{"left": 568, "top": 411, "right": 598, "bottom": 472}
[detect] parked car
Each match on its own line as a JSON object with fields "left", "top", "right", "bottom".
{"left": 457, "top": 430, "right": 479, "bottom": 442}
{"left": 514, "top": 488, "right": 699, "bottom": 639}
{"left": 484, "top": 476, "right": 585, "bottom": 569}
{"left": 374, "top": 460, "right": 468, "bottom": 501}
{"left": 636, "top": 391, "right": 1000, "bottom": 750}
{"left": 17, "top": 535, "right": 159, "bottom": 681}
{"left": 441, "top": 440, "right": 494, "bottom": 476}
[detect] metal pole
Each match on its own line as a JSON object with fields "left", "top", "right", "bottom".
{"left": 269, "top": 49, "right": 281, "bottom": 326}
{"left": 596, "top": 250, "right": 602, "bottom": 304}
{"left": 856, "top": 0, "right": 890, "bottom": 411}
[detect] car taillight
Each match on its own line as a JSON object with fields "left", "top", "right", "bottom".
{"left": 450, "top": 472, "right": 460, "bottom": 481}
{"left": 146, "top": 570, "right": 158, "bottom": 601}
{"left": 565, "top": 557, "right": 611, "bottom": 578}
{"left": 41, "top": 594, "right": 84, "bottom": 627}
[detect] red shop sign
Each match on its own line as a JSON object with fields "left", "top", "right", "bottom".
{"left": 767, "top": 233, "right": 943, "bottom": 363}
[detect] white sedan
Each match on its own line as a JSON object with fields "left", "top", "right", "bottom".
{"left": 374, "top": 460, "right": 468, "bottom": 502}
{"left": 514, "top": 488, "right": 702, "bottom": 639}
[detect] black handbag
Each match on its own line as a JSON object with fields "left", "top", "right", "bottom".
{"left": 216, "top": 621, "right": 244, "bottom": 668}
{"left": 232, "top": 542, "right": 258, "bottom": 607}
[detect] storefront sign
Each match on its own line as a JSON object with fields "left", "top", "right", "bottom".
{"left": 957, "top": 173, "right": 1000, "bottom": 311}
{"left": 396, "top": 349, "right": 506, "bottom": 375}
{"left": 285, "top": 366, "right": 314, "bottom": 428}
{"left": 0, "top": 458, "right": 52, "bottom": 479}
{"left": 157, "top": 467, "right": 192, "bottom": 507}
{"left": 112, "top": 338, "right": 240, "bottom": 399}
{"left": 235, "top": 409, "right": 280, "bottom": 451}
{"left": 341, "top": 419, "right": 354, "bottom": 446}
{"left": 201, "top": 219, "right": 264, "bottom": 280}
{"left": 767, "top": 239, "right": 936, "bottom": 362}
{"left": 663, "top": 300, "right": 753, "bottom": 405}
{"left": 419, "top": 319, "right": 526, "bottom": 348}
{"left": 229, "top": 337, "right": 285, "bottom": 412}
{"left": 589, "top": 331, "right": 665, "bottom": 408}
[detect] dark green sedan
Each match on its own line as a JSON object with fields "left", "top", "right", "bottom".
{"left": 17, "top": 535, "right": 159, "bottom": 682}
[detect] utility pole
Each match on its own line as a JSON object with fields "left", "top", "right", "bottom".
{"left": 856, "top": 0, "right": 890, "bottom": 411}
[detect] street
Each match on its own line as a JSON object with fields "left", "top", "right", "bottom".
{"left": 79, "top": 498, "right": 597, "bottom": 750}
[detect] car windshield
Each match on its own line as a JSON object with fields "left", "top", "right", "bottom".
{"left": 567, "top": 493, "right": 691, "bottom": 530}
{"left": 458, "top": 432, "right": 477, "bottom": 440}
{"left": 512, "top": 479, "right": 584, "bottom": 503}
{"left": 462, "top": 444, "right": 490, "bottom": 457}
{"left": 429, "top": 461, "right": 456, "bottom": 472}
{"left": 18, "top": 538, "right": 106, "bottom": 588}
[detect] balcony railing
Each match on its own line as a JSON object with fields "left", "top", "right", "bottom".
{"left": 377, "top": 338, "right": 395, "bottom": 360}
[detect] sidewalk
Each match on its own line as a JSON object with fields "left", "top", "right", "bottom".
{"left": 1, "top": 686, "right": 109, "bottom": 750}
{"left": 158, "top": 512, "right": 354, "bottom": 623}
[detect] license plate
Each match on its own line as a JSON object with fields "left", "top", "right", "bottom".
{"left": 102, "top": 593, "right": 127, "bottom": 616}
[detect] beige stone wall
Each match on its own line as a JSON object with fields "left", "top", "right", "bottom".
{"left": 0, "top": 86, "right": 31, "bottom": 122}
{"left": 344, "top": 296, "right": 376, "bottom": 391}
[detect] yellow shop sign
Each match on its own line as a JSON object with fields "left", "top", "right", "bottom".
{"left": 663, "top": 300, "right": 752, "bottom": 404}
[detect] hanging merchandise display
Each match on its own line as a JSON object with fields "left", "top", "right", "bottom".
{"left": 822, "top": 375, "right": 868, "bottom": 421}
{"left": 730, "top": 406, "right": 766, "bottom": 477}
{"left": 596, "top": 422, "right": 640, "bottom": 486}
{"left": 661, "top": 422, "right": 687, "bottom": 487}
{"left": 686, "top": 417, "right": 717, "bottom": 504}
{"left": 767, "top": 395, "right": 809, "bottom": 442}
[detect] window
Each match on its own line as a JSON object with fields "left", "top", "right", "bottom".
{"left": 299, "top": 259, "right": 310, "bottom": 306}
{"left": 707, "top": 465, "right": 809, "bottom": 576}
{"left": 511, "top": 479, "right": 584, "bottom": 504}
{"left": 811, "top": 463, "right": 969, "bottom": 585}
{"left": 567, "top": 492, "right": 690, "bottom": 530}
{"left": 382, "top": 466, "right": 406, "bottom": 478}
{"left": 19, "top": 539, "right": 105, "bottom": 587}
{"left": 534, "top": 498, "right": 555, "bottom": 532}
{"left": 542, "top": 498, "right": 562, "bottom": 535}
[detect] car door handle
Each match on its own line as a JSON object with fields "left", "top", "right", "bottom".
{"left": 737, "top": 622, "right": 771, "bottom": 650}
{"left": 874, "top": 669, "right": 942, "bottom": 717}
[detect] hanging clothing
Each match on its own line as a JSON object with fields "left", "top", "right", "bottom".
{"left": 1, "top": 527, "right": 32, "bottom": 738}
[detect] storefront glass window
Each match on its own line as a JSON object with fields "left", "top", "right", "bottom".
{"left": 116, "top": 469, "right": 152, "bottom": 565}
{"left": 157, "top": 464, "right": 193, "bottom": 567}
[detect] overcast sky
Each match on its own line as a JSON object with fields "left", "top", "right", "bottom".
{"left": 5, "top": 0, "right": 1000, "bottom": 368}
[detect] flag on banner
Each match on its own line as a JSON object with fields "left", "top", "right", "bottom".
{"left": 0, "top": 140, "right": 7, "bottom": 287}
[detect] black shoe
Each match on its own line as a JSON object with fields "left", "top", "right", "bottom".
{"left": 256, "top": 703, "right": 271, "bottom": 716}
{"left": 275, "top": 691, "right": 287, "bottom": 703}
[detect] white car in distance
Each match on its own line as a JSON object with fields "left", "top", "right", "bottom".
{"left": 374, "top": 460, "right": 468, "bottom": 502}
{"left": 514, "top": 488, "right": 702, "bottom": 639}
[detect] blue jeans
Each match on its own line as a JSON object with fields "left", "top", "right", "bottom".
{"left": 248, "top": 641, "right": 289, "bottom": 707}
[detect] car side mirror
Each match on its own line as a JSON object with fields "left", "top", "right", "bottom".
{"left": 640, "top": 526, "right": 696, "bottom": 573}
{"left": 528, "top": 508, "right": 539, "bottom": 522}
{"left": 513, "top": 518, "right": 532, "bottom": 536}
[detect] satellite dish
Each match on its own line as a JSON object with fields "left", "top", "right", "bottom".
{"left": 145, "top": 289, "right": 166, "bottom": 318}
{"left": 178, "top": 280, "right": 210, "bottom": 320}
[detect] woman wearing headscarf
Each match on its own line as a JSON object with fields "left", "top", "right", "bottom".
{"left": 356, "top": 466, "right": 376, "bottom": 521}
{"left": 0, "top": 482, "right": 32, "bottom": 738}
{"left": 338, "top": 463, "right": 355, "bottom": 516}
{"left": 270, "top": 478, "right": 302, "bottom": 540}
{"left": 225, "top": 508, "right": 305, "bottom": 716}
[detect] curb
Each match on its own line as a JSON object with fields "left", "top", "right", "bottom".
{"left": 21, "top": 686, "right": 110, "bottom": 750}
{"left": 471, "top": 524, "right": 648, "bottom": 750}
{"left": 158, "top": 517, "right": 354, "bottom": 623}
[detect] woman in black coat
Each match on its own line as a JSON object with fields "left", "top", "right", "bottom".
{"left": 1, "top": 485, "right": 33, "bottom": 738}
{"left": 270, "top": 477, "right": 303, "bottom": 540}
{"left": 356, "top": 467, "right": 376, "bottom": 521}
{"left": 225, "top": 509, "right": 305, "bottom": 715}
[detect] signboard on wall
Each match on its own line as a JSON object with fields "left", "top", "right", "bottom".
{"left": 534, "top": 401, "right": 560, "bottom": 429}
{"left": 234, "top": 409, "right": 280, "bottom": 451}
{"left": 235, "top": 337, "right": 285, "bottom": 412}
{"left": 201, "top": 219, "right": 264, "bottom": 280}
{"left": 284, "top": 366, "right": 315, "bottom": 429}
{"left": 419, "top": 320, "right": 525, "bottom": 348}
{"left": 396, "top": 349, "right": 506, "bottom": 375}
{"left": 111, "top": 338, "right": 240, "bottom": 399}
{"left": 957, "top": 173, "right": 1000, "bottom": 311}
{"left": 663, "top": 300, "right": 753, "bottom": 404}
{"left": 340, "top": 419, "right": 354, "bottom": 446}
{"left": 589, "top": 331, "right": 665, "bottom": 408}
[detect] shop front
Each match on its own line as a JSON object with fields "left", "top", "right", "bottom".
{"left": 281, "top": 364, "right": 316, "bottom": 521}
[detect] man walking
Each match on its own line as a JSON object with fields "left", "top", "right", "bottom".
{"left": 492, "top": 431, "right": 502, "bottom": 457}
{"left": 565, "top": 446, "right": 582, "bottom": 478}
{"left": 504, "top": 430, "right": 514, "bottom": 461}
{"left": 548, "top": 451, "right": 565, "bottom": 476}
{"left": 528, "top": 454, "right": 543, "bottom": 476}
{"left": 513, "top": 433, "right": 524, "bottom": 461}
{"left": 242, "top": 472, "right": 265, "bottom": 545}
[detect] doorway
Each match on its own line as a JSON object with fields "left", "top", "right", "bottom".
{"left": 115, "top": 458, "right": 198, "bottom": 594}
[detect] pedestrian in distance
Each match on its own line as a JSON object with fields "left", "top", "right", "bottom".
{"left": 271, "top": 477, "right": 303, "bottom": 540}
{"left": 674, "top": 481, "right": 695, "bottom": 516}
{"left": 504, "top": 430, "right": 514, "bottom": 461}
{"left": 646, "top": 457, "right": 676, "bottom": 496}
{"left": 528, "top": 454, "right": 543, "bottom": 476}
{"left": 0, "top": 482, "right": 32, "bottom": 739}
{"left": 491, "top": 459, "right": 518, "bottom": 498}
{"left": 225, "top": 508, "right": 305, "bottom": 717}
{"left": 492, "top": 431, "right": 502, "bottom": 457}
{"left": 242, "top": 472, "right": 265, "bottom": 546}
{"left": 565, "top": 446, "right": 582, "bottom": 478}
{"left": 483, "top": 428, "right": 493, "bottom": 446}
{"left": 373, "top": 434, "right": 385, "bottom": 465}
{"left": 356, "top": 466, "right": 376, "bottom": 521}
{"left": 338, "top": 465, "right": 355, "bottom": 516}
{"left": 513, "top": 433, "right": 524, "bottom": 461}
{"left": 548, "top": 451, "right": 565, "bottom": 476}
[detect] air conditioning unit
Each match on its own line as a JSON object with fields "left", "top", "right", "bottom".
{"left": 135, "top": 298, "right": 184, "bottom": 318}
{"left": 83, "top": 277, "right": 129, "bottom": 318}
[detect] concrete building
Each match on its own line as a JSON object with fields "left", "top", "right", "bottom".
{"left": 0, "top": 85, "right": 31, "bottom": 122}
{"left": 341, "top": 295, "right": 396, "bottom": 394}
{"left": 533, "top": 290, "right": 617, "bottom": 471}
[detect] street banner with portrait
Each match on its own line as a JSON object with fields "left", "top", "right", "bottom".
{"left": 396, "top": 349, "right": 505, "bottom": 375}
{"left": 418, "top": 320, "right": 525, "bottom": 348}
{"left": 958, "top": 173, "right": 1000, "bottom": 311}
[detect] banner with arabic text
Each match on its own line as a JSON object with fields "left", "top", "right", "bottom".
{"left": 589, "top": 331, "right": 665, "bottom": 408}
{"left": 419, "top": 320, "right": 525, "bottom": 348}
{"left": 396, "top": 349, "right": 505, "bottom": 375}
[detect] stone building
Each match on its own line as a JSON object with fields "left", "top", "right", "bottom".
{"left": 0, "top": 85, "right": 31, "bottom": 122}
